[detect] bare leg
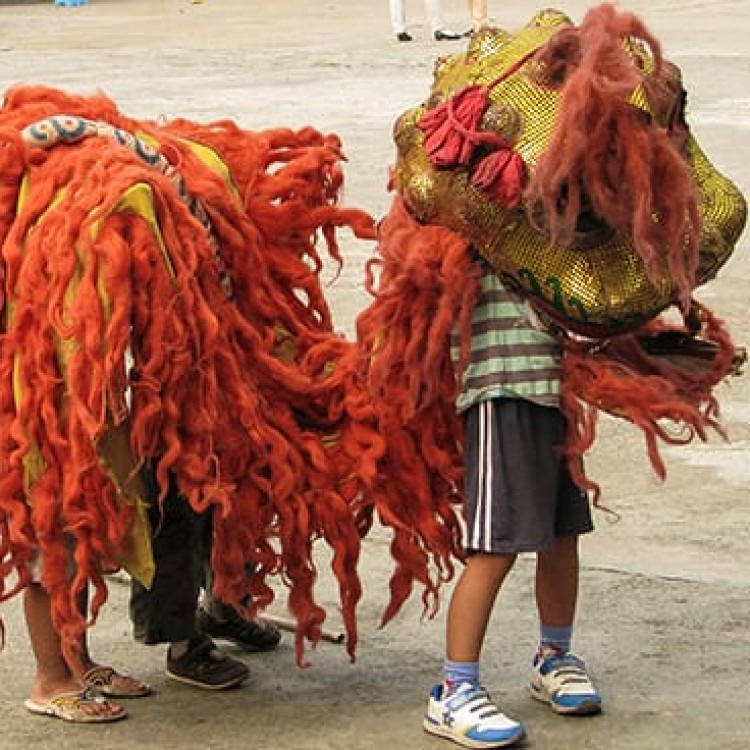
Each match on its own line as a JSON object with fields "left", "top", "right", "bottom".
{"left": 535, "top": 535, "right": 579, "bottom": 629}
{"left": 24, "top": 583, "right": 128, "bottom": 717}
{"left": 430, "top": 555, "right": 526, "bottom": 747}
{"left": 467, "top": 0, "right": 489, "bottom": 31}
{"left": 446, "top": 552, "right": 516, "bottom": 662}
{"left": 24, "top": 583, "right": 81, "bottom": 703}
{"left": 71, "top": 585, "right": 151, "bottom": 697}
{"left": 531, "top": 535, "right": 601, "bottom": 713}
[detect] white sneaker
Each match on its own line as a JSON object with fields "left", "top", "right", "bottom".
{"left": 529, "top": 652, "right": 602, "bottom": 715}
{"left": 423, "top": 682, "right": 525, "bottom": 748}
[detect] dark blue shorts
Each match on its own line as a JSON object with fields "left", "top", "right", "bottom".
{"left": 462, "top": 397, "right": 593, "bottom": 554}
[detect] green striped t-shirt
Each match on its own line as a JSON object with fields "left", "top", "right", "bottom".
{"left": 451, "top": 260, "right": 562, "bottom": 412}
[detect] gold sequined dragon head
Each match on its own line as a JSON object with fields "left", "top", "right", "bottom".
{"left": 392, "top": 5, "right": 746, "bottom": 337}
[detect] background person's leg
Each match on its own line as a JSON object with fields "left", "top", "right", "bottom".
{"left": 198, "top": 564, "right": 281, "bottom": 652}
{"left": 389, "top": 0, "right": 407, "bottom": 35}
{"left": 129, "top": 470, "right": 249, "bottom": 689}
{"left": 424, "top": 0, "right": 460, "bottom": 38}
{"left": 467, "top": 0, "right": 488, "bottom": 32}
{"left": 129, "top": 481, "right": 206, "bottom": 645}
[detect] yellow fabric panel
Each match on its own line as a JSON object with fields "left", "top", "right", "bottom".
{"left": 180, "top": 137, "right": 240, "bottom": 198}
{"left": 10, "top": 176, "right": 172, "bottom": 588}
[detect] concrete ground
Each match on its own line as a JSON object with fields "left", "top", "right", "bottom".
{"left": 0, "top": 0, "right": 748, "bottom": 748}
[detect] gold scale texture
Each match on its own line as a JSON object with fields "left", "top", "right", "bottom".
{"left": 392, "top": 8, "right": 747, "bottom": 335}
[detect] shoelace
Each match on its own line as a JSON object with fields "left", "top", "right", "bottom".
{"left": 541, "top": 655, "right": 595, "bottom": 692}
{"left": 448, "top": 686, "right": 503, "bottom": 719}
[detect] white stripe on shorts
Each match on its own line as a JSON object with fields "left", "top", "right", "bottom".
{"left": 471, "top": 400, "right": 494, "bottom": 551}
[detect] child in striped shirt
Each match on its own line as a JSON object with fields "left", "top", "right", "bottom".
{"left": 423, "top": 256, "right": 601, "bottom": 749}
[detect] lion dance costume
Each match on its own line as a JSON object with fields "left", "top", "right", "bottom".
{"left": 358, "top": 3, "right": 746, "bottom": 508}
{"left": 0, "top": 84, "right": 424, "bottom": 665}
{"left": 0, "top": 4, "right": 746, "bottom": 666}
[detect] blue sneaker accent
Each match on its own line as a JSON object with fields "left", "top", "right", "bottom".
{"left": 529, "top": 652, "right": 602, "bottom": 715}
{"left": 424, "top": 682, "right": 525, "bottom": 748}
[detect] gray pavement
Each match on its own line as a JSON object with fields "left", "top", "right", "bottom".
{"left": 0, "top": 1, "right": 748, "bottom": 749}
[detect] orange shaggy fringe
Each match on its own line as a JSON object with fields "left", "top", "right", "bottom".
{"left": 0, "top": 73, "right": 739, "bottom": 666}
{"left": 0, "top": 85, "right": 462, "bottom": 665}
{"left": 527, "top": 3, "right": 701, "bottom": 310}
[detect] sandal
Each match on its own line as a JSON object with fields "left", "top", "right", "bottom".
{"left": 25, "top": 689, "right": 127, "bottom": 723}
{"left": 82, "top": 666, "right": 153, "bottom": 698}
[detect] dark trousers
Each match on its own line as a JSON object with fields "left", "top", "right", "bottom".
{"left": 129, "top": 471, "right": 211, "bottom": 644}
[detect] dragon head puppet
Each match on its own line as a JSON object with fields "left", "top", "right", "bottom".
{"left": 361, "top": 3, "right": 746, "bottom": 502}
{"left": 391, "top": 4, "right": 746, "bottom": 338}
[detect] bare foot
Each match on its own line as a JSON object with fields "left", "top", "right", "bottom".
{"left": 26, "top": 689, "right": 127, "bottom": 722}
